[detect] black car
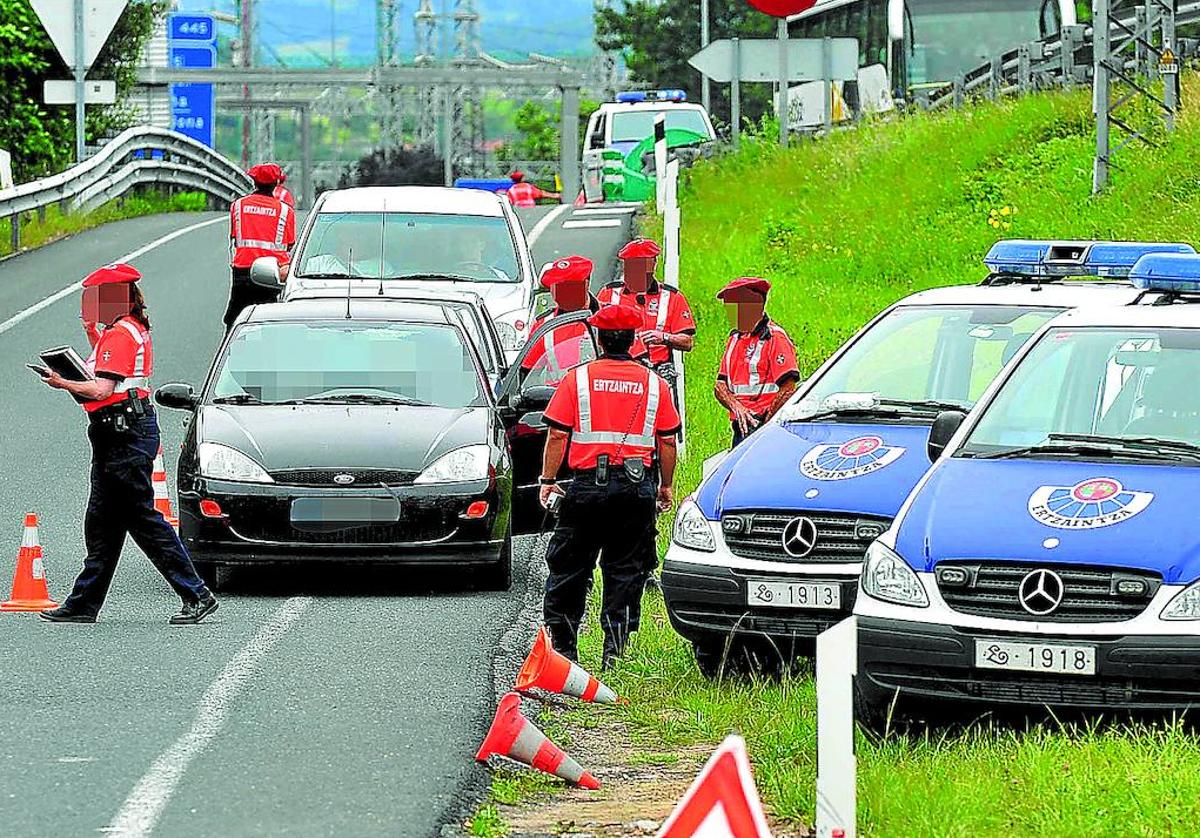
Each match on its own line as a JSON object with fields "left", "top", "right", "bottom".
{"left": 155, "top": 298, "right": 514, "bottom": 589}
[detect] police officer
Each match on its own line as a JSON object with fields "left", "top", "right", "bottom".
{"left": 227, "top": 163, "right": 296, "bottom": 330}
{"left": 273, "top": 170, "right": 296, "bottom": 209}
{"left": 714, "top": 277, "right": 801, "bottom": 447}
{"left": 539, "top": 306, "right": 681, "bottom": 668}
{"left": 521, "top": 256, "right": 598, "bottom": 382}
{"left": 36, "top": 264, "right": 218, "bottom": 624}
{"left": 598, "top": 238, "right": 695, "bottom": 391}
{"left": 506, "top": 171, "right": 560, "bottom": 208}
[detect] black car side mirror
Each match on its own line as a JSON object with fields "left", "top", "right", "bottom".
{"left": 927, "top": 410, "right": 967, "bottom": 462}
{"left": 156, "top": 383, "right": 198, "bottom": 411}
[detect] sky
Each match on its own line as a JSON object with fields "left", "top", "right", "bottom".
{"left": 178, "top": 0, "right": 597, "bottom": 66}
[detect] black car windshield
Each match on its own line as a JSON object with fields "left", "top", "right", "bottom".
{"left": 782, "top": 305, "right": 1059, "bottom": 422}
{"left": 296, "top": 212, "right": 519, "bottom": 283}
{"left": 211, "top": 321, "right": 485, "bottom": 408}
{"left": 959, "top": 326, "right": 1200, "bottom": 462}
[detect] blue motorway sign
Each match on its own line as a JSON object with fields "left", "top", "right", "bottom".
{"left": 168, "top": 13, "right": 216, "bottom": 43}
{"left": 168, "top": 44, "right": 215, "bottom": 147}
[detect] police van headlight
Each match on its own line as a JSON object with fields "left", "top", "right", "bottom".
{"left": 198, "top": 442, "right": 274, "bottom": 484}
{"left": 672, "top": 500, "right": 716, "bottom": 553}
{"left": 415, "top": 444, "right": 490, "bottom": 484}
{"left": 861, "top": 541, "right": 928, "bottom": 607}
{"left": 1160, "top": 581, "right": 1200, "bottom": 620}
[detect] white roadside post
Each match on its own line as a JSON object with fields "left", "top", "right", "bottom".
{"left": 0, "top": 149, "right": 13, "bottom": 190}
{"left": 653, "top": 112, "right": 668, "bottom": 213}
{"left": 816, "top": 616, "right": 857, "bottom": 838}
{"left": 777, "top": 18, "right": 790, "bottom": 147}
{"left": 662, "top": 158, "right": 685, "bottom": 458}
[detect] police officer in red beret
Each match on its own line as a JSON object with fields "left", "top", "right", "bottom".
{"left": 227, "top": 163, "right": 296, "bottom": 331}
{"left": 598, "top": 238, "right": 696, "bottom": 391}
{"left": 273, "top": 170, "right": 296, "bottom": 209}
{"left": 538, "top": 305, "right": 681, "bottom": 668}
{"left": 521, "top": 256, "right": 599, "bottom": 383}
{"left": 506, "top": 171, "right": 560, "bottom": 209}
{"left": 715, "top": 277, "right": 801, "bottom": 446}
{"left": 36, "top": 264, "right": 218, "bottom": 624}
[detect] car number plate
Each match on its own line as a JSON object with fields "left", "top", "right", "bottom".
{"left": 289, "top": 497, "right": 400, "bottom": 531}
{"left": 746, "top": 580, "right": 841, "bottom": 610}
{"left": 974, "top": 639, "right": 1096, "bottom": 676}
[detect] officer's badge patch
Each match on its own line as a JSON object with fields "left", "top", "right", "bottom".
{"left": 800, "top": 435, "right": 906, "bottom": 481}
{"left": 1028, "top": 477, "right": 1153, "bottom": 530}
{"left": 776, "top": 354, "right": 786, "bottom": 365}
{"left": 102, "top": 351, "right": 111, "bottom": 361}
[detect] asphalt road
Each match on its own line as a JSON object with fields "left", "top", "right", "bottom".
{"left": 0, "top": 200, "right": 636, "bottom": 837}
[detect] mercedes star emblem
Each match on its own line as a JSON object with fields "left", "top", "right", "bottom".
{"left": 1018, "top": 569, "right": 1065, "bottom": 615}
{"left": 781, "top": 517, "right": 819, "bottom": 558}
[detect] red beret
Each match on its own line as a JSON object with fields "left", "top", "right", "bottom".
{"left": 589, "top": 305, "right": 643, "bottom": 331}
{"left": 542, "top": 255, "right": 593, "bottom": 287}
{"left": 618, "top": 238, "right": 661, "bottom": 260}
{"left": 510, "top": 171, "right": 524, "bottom": 182}
{"left": 717, "top": 277, "right": 771, "bottom": 300}
{"left": 83, "top": 262, "right": 141, "bottom": 287}
{"left": 248, "top": 163, "right": 283, "bottom": 185}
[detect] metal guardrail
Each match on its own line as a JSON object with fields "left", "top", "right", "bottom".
{"left": 923, "top": 2, "right": 1200, "bottom": 110}
{"left": 1, "top": 125, "right": 251, "bottom": 251}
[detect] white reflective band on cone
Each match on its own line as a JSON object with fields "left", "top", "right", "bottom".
{"left": 563, "top": 663, "right": 591, "bottom": 698}
{"left": 21, "top": 526, "right": 37, "bottom": 549}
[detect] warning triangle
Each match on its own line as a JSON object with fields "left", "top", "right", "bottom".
{"left": 30, "top": 0, "right": 129, "bottom": 71}
{"left": 657, "top": 736, "right": 771, "bottom": 838}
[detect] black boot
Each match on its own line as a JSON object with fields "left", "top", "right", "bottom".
{"left": 546, "top": 624, "right": 578, "bottom": 662}
{"left": 601, "top": 636, "right": 625, "bottom": 672}
{"left": 169, "top": 593, "right": 219, "bottom": 625}
{"left": 39, "top": 606, "right": 97, "bottom": 624}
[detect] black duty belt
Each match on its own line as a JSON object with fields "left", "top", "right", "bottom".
{"left": 88, "top": 395, "right": 152, "bottom": 426}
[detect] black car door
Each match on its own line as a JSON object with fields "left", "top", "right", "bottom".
{"left": 497, "top": 310, "right": 597, "bottom": 534}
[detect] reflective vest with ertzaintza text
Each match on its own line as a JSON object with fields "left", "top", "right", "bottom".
{"left": 230, "top": 194, "right": 295, "bottom": 268}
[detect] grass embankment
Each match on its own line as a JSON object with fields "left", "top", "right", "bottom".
{"left": 478, "top": 80, "right": 1200, "bottom": 835}
{"left": 0, "top": 190, "right": 209, "bottom": 258}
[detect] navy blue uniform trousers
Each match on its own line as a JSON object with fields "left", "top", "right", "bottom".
{"left": 62, "top": 410, "right": 209, "bottom": 615}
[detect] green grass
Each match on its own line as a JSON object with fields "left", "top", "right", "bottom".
{"left": 467, "top": 804, "right": 509, "bottom": 838}
{"left": 563, "top": 78, "right": 1200, "bottom": 835}
{"left": 0, "top": 190, "right": 209, "bottom": 258}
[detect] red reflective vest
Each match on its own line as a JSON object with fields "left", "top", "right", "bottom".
{"left": 83, "top": 316, "right": 152, "bottom": 413}
{"left": 273, "top": 184, "right": 295, "bottom": 208}
{"left": 520, "top": 321, "right": 589, "bottom": 379}
{"left": 542, "top": 358, "right": 681, "bottom": 470}
{"left": 230, "top": 194, "right": 296, "bottom": 268}
{"left": 717, "top": 317, "right": 799, "bottom": 418}
{"left": 596, "top": 282, "right": 695, "bottom": 366}
{"left": 506, "top": 182, "right": 548, "bottom": 208}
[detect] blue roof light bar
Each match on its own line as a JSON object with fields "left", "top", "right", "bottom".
{"left": 615, "top": 89, "right": 688, "bottom": 104}
{"left": 1129, "top": 252, "right": 1200, "bottom": 292}
{"left": 1085, "top": 241, "right": 1196, "bottom": 277}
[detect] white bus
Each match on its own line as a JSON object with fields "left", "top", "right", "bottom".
{"left": 788, "top": 0, "right": 1077, "bottom": 98}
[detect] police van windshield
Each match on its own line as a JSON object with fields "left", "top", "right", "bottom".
{"left": 210, "top": 321, "right": 486, "bottom": 408}
{"left": 793, "top": 305, "right": 1060, "bottom": 420}
{"left": 959, "top": 326, "right": 1200, "bottom": 460}
{"left": 610, "top": 110, "right": 712, "bottom": 143}
{"left": 297, "top": 212, "right": 520, "bottom": 283}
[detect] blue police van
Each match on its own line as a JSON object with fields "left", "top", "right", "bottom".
{"left": 664, "top": 240, "right": 1194, "bottom": 676}
{"left": 855, "top": 251, "right": 1200, "bottom": 722}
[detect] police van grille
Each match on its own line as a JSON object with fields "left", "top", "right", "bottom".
{"left": 269, "top": 468, "right": 417, "bottom": 487}
{"left": 937, "top": 562, "right": 1161, "bottom": 623}
{"left": 720, "top": 511, "right": 890, "bottom": 563}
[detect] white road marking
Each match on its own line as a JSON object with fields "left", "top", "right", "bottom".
{"left": 103, "top": 596, "right": 313, "bottom": 838}
{"left": 570, "top": 206, "right": 638, "bottom": 216}
{"left": 525, "top": 204, "right": 571, "bottom": 245}
{"left": 562, "top": 219, "right": 623, "bottom": 229}
{"left": 0, "top": 216, "right": 226, "bottom": 338}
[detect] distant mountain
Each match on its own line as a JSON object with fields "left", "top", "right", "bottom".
{"left": 179, "top": 0, "right": 596, "bottom": 66}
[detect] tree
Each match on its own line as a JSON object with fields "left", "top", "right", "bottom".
{"left": 0, "top": 0, "right": 166, "bottom": 182}
{"left": 496, "top": 98, "right": 600, "bottom": 169}
{"left": 337, "top": 145, "right": 445, "bottom": 188}
{"left": 596, "top": 0, "right": 777, "bottom": 128}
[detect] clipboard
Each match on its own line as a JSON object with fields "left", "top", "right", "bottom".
{"left": 36, "top": 346, "right": 94, "bottom": 404}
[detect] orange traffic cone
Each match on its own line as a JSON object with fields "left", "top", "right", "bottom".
{"left": 516, "top": 626, "right": 619, "bottom": 704}
{"left": 476, "top": 692, "right": 600, "bottom": 789}
{"left": 2, "top": 513, "right": 59, "bottom": 612}
{"left": 152, "top": 446, "right": 179, "bottom": 529}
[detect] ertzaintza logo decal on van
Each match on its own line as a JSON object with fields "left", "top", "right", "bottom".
{"left": 799, "top": 435, "right": 906, "bottom": 482}
{"left": 1027, "top": 477, "right": 1154, "bottom": 530}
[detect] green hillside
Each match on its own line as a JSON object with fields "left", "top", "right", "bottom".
{"left": 551, "top": 80, "right": 1200, "bottom": 836}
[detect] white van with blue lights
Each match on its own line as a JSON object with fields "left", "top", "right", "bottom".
{"left": 583, "top": 90, "right": 716, "bottom": 157}
{"left": 855, "top": 251, "right": 1200, "bottom": 721}
{"left": 663, "top": 240, "right": 1194, "bottom": 676}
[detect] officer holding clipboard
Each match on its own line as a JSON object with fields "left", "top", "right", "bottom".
{"left": 31, "top": 263, "right": 217, "bottom": 625}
